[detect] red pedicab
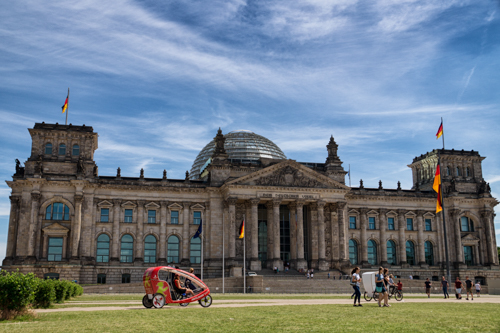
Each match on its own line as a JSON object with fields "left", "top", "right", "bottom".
{"left": 142, "top": 266, "right": 212, "bottom": 308}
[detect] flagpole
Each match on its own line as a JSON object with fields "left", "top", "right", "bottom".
{"left": 438, "top": 152, "right": 451, "bottom": 285}
{"left": 243, "top": 214, "right": 246, "bottom": 295}
{"left": 201, "top": 219, "right": 204, "bottom": 281}
{"left": 222, "top": 212, "right": 225, "bottom": 294}
{"left": 349, "top": 164, "right": 351, "bottom": 187}
{"left": 65, "top": 87, "right": 69, "bottom": 125}
{"left": 441, "top": 117, "right": 445, "bottom": 149}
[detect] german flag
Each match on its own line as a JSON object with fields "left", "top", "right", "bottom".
{"left": 433, "top": 165, "right": 443, "bottom": 213}
{"left": 436, "top": 121, "right": 443, "bottom": 139}
{"left": 238, "top": 220, "right": 244, "bottom": 239}
{"left": 61, "top": 91, "right": 69, "bottom": 113}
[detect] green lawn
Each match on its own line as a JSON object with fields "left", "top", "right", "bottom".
{"left": 1, "top": 303, "right": 499, "bottom": 332}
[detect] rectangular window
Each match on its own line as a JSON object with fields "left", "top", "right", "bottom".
{"left": 100, "top": 208, "right": 109, "bottom": 222}
{"left": 406, "top": 218, "right": 413, "bottom": 231}
{"left": 193, "top": 211, "right": 201, "bottom": 225}
{"left": 171, "top": 211, "right": 179, "bottom": 224}
{"left": 124, "top": 209, "right": 133, "bottom": 223}
{"left": 147, "top": 210, "right": 156, "bottom": 224}
{"left": 388, "top": 217, "right": 395, "bottom": 230}
{"left": 425, "top": 218, "right": 432, "bottom": 231}
{"left": 122, "top": 274, "right": 131, "bottom": 284}
{"left": 48, "top": 237, "right": 63, "bottom": 261}
{"left": 464, "top": 246, "right": 473, "bottom": 266}
{"left": 349, "top": 216, "right": 356, "bottom": 229}
{"left": 97, "top": 274, "right": 106, "bottom": 284}
{"left": 460, "top": 217, "right": 469, "bottom": 232}
{"left": 368, "top": 217, "right": 375, "bottom": 230}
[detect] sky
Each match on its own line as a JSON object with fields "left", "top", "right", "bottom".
{"left": 1, "top": 0, "right": 500, "bottom": 264}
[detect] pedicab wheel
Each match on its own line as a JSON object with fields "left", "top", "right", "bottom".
{"left": 363, "top": 292, "right": 372, "bottom": 302}
{"left": 395, "top": 291, "right": 403, "bottom": 301}
{"left": 142, "top": 295, "right": 153, "bottom": 308}
{"left": 198, "top": 295, "right": 213, "bottom": 308}
{"left": 153, "top": 293, "right": 166, "bottom": 309}
{"left": 179, "top": 295, "right": 189, "bottom": 307}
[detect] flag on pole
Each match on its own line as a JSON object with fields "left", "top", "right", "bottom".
{"left": 194, "top": 219, "right": 203, "bottom": 238}
{"left": 436, "top": 121, "right": 443, "bottom": 139}
{"left": 238, "top": 220, "right": 244, "bottom": 239}
{"left": 433, "top": 165, "right": 443, "bottom": 213}
{"left": 61, "top": 91, "right": 69, "bottom": 113}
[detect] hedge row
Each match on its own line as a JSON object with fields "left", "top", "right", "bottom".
{"left": 0, "top": 270, "right": 83, "bottom": 320}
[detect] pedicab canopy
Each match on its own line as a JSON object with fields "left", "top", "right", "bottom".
{"left": 143, "top": 266, "right": 210, "bottom": 304}
{"left": 362, "top": 272, "right": 377, "bottom": 296}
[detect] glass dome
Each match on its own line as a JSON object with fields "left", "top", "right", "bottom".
{"left": 190, "top": 130, "right": 286, "bottom": 179}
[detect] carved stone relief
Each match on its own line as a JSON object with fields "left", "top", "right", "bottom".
{"left": 253, "top": 166, "right": 327, "bottom": 188}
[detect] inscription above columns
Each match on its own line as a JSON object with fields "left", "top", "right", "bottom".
{"left": 257, "top": 192, "right": 319, "bottom": 200}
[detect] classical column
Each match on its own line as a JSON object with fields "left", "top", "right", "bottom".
{"left": 317, "top": 201, "right": 328, "bottom": 270}
{"left": 245, "top": 201, "right": 252, "bottom": 265}
{"left": 379, "top": 208, "right": 388, "bottom": 265}
{"left": 181, "top": 202, "right": 190, "bottom": 263}
{"left": 272, "top": 199, "right": 282, "bottom": 270}
{"left": 296, "top": 200, "right": 306, "bottom": 269}
{"left": 474, "top": 244, "right": 480, "bottom": 266}
{"left": 416, "top": 210, "right": 426, "bottom": 265}
{"left": 111, "top": 199, "right": 121, "bottom": 261}
{"left": 227, "top": 198, "right": 237, "bottom": 259}
{"left": 80, "top": 193, "right": 95, "bottom": 259}
{"left": 449, "top": 209, "right": 463, "bottom": 264}
{"left": 135, "top": 200, "right": 145, "bottom": 262}
{"left": 71, "top": 194, "right": 83, "bottom": 259}
{"left": 62, "top": 235, "right": 68, "bottom": 259}
{"left": 360, "top": 207, "right": 369, "bottom": 265}
{"left": 159, "top": 201, "right": 168, "bottom": 263}
{"left": 397, "top": 210, "right": 407, "bottom": 265}
{"left": 204, "top": 202, "right": 211, "bottom": 259}
{"left": 309, "top": 202, "right": 318, "bottom": 268}
{"left": 266, "top": 201, "right": 274, "bottom": 267}
{"left": 5, "top": 196, "right": 20, "bottom": 260}
{"left": 288, "top": 202, "right": 297, "bottom": 264}
{"left": 42, "top": 234, "right": 48, "bottom": 258}
{"left": 337, "top": 202, "right": 348, "bottom": 265}
{"left": 250, "top": 198, "right": 261, "bottom": 271}
{"left": 27, "top": 192, "right": 40, "bottom": 258}
{"left": 481, "top": 210, "right": 497, "bottom": 265}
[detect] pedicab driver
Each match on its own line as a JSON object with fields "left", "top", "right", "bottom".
{"left": 173, "top": 274, "right": 195, "bottom": 297}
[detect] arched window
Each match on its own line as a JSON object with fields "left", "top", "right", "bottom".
{"left": 406, "top": 241, "right": 415, "bottom": 265}
{"left": 387, "top": 240, "right": 397, "bottom": 265}
{"left": 120, "top": 235, "right": 133, "bottom": 263}
{"left": 424, "top": 241, "right": 434, "bottom": 266}
{"left": 190, "top": 237, "right": 201, "bottom": 264}
{"left": 466, "top": 167, "right": 470, "bottom": 177}
{"left": 144, "top": 235, "right": 157, "bottom": 263}
{"left": 367, "top": 240, "right": 377, "bottom": 265}
{"left": 45, "top": 143, "right": 52, "bottom": 155}
{"left": 349, "top": 239, "right": 358, "bottom": 265}
{"left": 96, "top": 234, "right": 110, "bottom": 263}
{"left": 460, "top": 216, "right": 474, "bottom": 232}
{"left": 72, "top": 144, "right": 80, "bottom": 156}
{"left": 456, "top": 167, "right": 461, "bottom": 176}
{"left": 45, "top": 203, "right": 70, "bottom": 220}
{"left": 446, "top": 166, "right": 451, "bottom": 176}
{"left": 167, "top": 235, "right": 179, "bottom": 263}
{"left": 59, "top": 144, "right": 66, "bottom": 155}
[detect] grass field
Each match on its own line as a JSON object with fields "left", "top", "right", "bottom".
{"left": 1, "top": 295, "right": 499, "bottom": 332}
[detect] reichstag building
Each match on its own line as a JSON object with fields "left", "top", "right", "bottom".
{"left": 2, "top": 123, "right": 499, "bottom": 284}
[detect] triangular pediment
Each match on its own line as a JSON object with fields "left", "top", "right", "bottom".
{"left": 168, "top": 203, "right": 183, "bottom": 210}
{"left": 190, "top": 203, "right": 205, "bottom": 210}
{"left": 121, "top": 201, "right": 137, "bottom": 208}
{"left": 226, "top": 160, "right": 349, "bottom": 190}
{"left": 145, "top": 202, "right": 160, "bottom": 209}
{"left": 42, "top": 222, "right": 69, "bottom": 235}
{"left": 97, "top": 200, "right": 113, "bottom": 207}
{"left": 461, "top": 233, "right": 480, "bottom": 243}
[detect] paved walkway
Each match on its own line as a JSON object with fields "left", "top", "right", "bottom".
{"left": 36, "top": 296, "right": 500, "bottom": 313}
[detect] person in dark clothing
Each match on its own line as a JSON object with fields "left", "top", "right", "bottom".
{"left": 465, "top": 276, "right": 474, "bottom": 301}
{"left": 424, "top": 278, "right": 432, "bottom": 298}
{"left": 441, "top": 276, "right": 449, "bottom": 299}
{"left": 455, "top": 277, "right": 463, "bottom": 299}
{"left": 351, "top": 267, "right": 362, "bottom": 307}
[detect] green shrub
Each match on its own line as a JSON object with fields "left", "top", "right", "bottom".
{"left": 53, "top": 280, "right": 68, "bottom": 303}
{"left": 75, "top": 284, "right": 84, "bottom": 296}
{"left": 34, "top": 279, "right": 56, "bottom": 309}
{"left": 64, "top": 280, "right": 74, "bottom": 300}
{"left": 0, "top": 270, "right": 38, "bottom": 320}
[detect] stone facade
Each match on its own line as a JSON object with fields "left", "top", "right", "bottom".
{"left": 2, "top": 123, "right": 499, "bottom": 284}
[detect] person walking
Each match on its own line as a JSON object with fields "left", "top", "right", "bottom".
{"left": 441, "top": 276, "right": 449, "bottom": 299}
{"left": 351, "top": 267, "right": 362, "bottom": 307}
{"left": 455, "top": 277, "right": 463, "bottom": 299}
{"left": 383, "top": 268, "right": 391, "bottom": 305}
{"left": 475, "top": 281, "right": 481, "bottom": 297}
{"left": 465, "top": 276, "right": 474, "bottom": 301}
{"left": 424, "top": 278, "right": 432, "bottom": 298}
{"left": 376, "top": 267, "right": 389, "bottom": 307}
